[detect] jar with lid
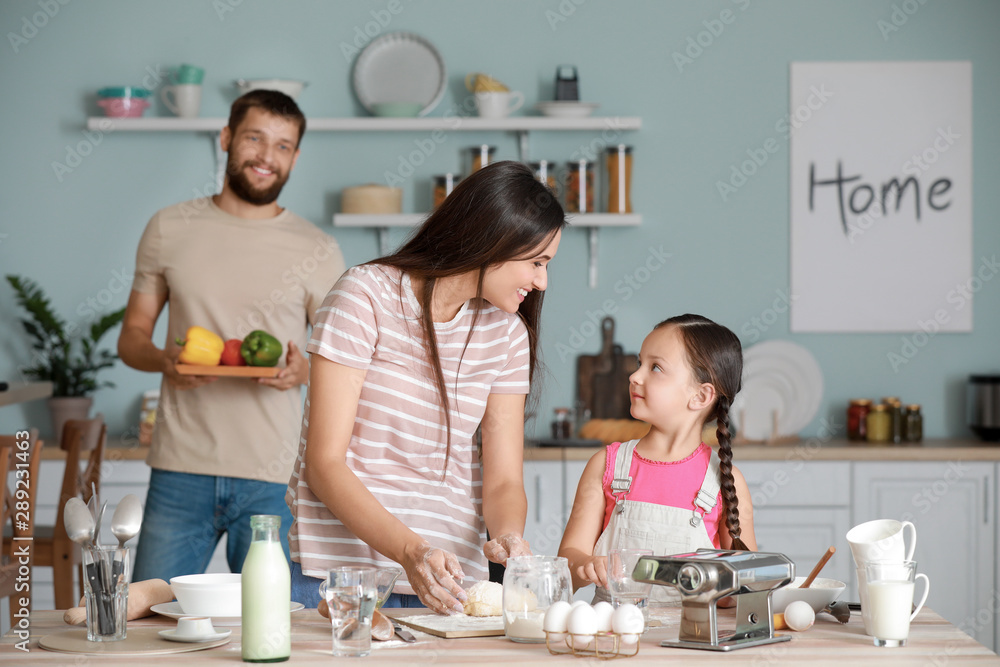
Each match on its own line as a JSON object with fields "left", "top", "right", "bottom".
{"left": 866, "top": 404, "right": 892, "bottom": 443}
{"left": 605, "top": 144, "right": 633, "bottom": 213}
{"left": 847, "top": 399, "right": 872, "bottom": 441}
{"left": 467, "top": 145, "right": 496, "bottom": 173}
{"left": 904, "top": 404, "right": 923, "bottom": 442}
{"left": 565, "top": 159, "right": 595, "bottom": 213}
{"left": 882, "top": 397, "right": 903, "bottom": 444}
{"left": 529, "top": 160, "right": 558, "bottom": 195}
{"left": 502, "top": 555, "right": 571, "bottom": 643}
{"left": 432, "top": 173, "right": 461, "bottom": 209}
{"left": 551, "top": 407, "right": 572, "bottom": 439}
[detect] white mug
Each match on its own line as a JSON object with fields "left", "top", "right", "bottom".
{"left": 161, "top": 84, "right": 202, "bottom": 118}
{"left": 846, "top": 519, "right": 916, "bottom": 567}
{"left": 175, "top": 616, "right": 216, "bottom": 639}
{"left": 474, "top": 91, "right": 524, "bottom": 118}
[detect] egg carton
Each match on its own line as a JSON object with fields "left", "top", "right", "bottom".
{"left": 545, "top": 631, "right": 640, "bottom": 660}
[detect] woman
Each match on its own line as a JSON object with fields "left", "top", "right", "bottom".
{"left": 287, "top": 161, "right": 566, "bottom": 614}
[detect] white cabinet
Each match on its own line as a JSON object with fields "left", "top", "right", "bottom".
{"left": 522, "top": 460, "right": 567, "bottom": 557}
{"left": 739, "top": 461, "right": 853, "bottom": 588}
{"left": 854, "top": 461, "right": 994, "bottom": 651}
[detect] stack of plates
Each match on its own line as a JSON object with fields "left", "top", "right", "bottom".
{"left": 731, "top": 341, "right": 823, "bottom": 441}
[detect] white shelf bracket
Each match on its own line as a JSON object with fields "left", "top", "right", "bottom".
{"left": 588, "top": 226, "right": 599, "bottom": 289}
{"left": 212, "top": 132, "right": 225, "bottom": 193}
{"left": 377, "top": 227, "right": 391, "bottom": 256}
{"left": 516, "top": 130, "right": 530, "bottom": 162}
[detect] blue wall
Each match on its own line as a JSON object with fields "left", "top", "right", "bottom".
{"left": 2, "top": 0, "right": 998, "bottom": 442}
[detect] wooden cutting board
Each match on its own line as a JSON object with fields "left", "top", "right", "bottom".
{"left": 176, "top": 364, "right": 279, "bottom": 378}
{"left": 577, "top": 317, "right": 637, "bottom": 420}
{"left": 385, "top": 610, "right": 504, "bottom": 639}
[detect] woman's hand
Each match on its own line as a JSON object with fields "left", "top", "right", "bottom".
{"left": 402, "top": 542, "right": 468, "bottom": 615}
{"left": 483, "top": 533, "right": 531, "bottom": 565}
{"left": 574, "top": 555, "right": 608, "bottom": 589}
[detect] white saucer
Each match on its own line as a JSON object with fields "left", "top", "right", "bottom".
{"left": 159, "top": 628, "right": 232, "bottom": 643}
{"left": 151, "top": 601, "right": 305, "bottom": 627}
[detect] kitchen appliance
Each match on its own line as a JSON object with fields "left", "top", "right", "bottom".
{"left": 632, "top": 549, "right": 794, "bottom": 651}
{"left": 554, "top": 65, "right": 579, "bottom": 101}
{"left": 576, "top": 317, "right": 637, "bottom": 420}
{"left": 968, "top": 374, "right": 1000, "bottom": 441}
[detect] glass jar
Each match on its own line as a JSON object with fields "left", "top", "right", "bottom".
{"left": 904, "top": 404, "right": 923, "bottom": 442}
{"left": 866, "top": 404, "right": 892, "bottom": 443}
{"left": 467, "top": 145, "right": 496, "bottom": 173}
{"left": 882, "top": 397, "right": 903, "bottom": 444}
{"left": 551, "top": 407, "right": 572, "bottom": 439}
{"left": 606, "top": 144, "right": 633, "bottom": 213}
{"left": 503, "top": 555, "right": 571, "bottom": 643}
{"left": 242, "top": 515, "right": 291, "bottom": 662}
{"left": 565, "top": 159, "right": 595, "bottom": 213}
{"left": 529, "top": 160, "right": 558, "bottom": 194}
{"left": 847, "top": 399, "right": 872, "bottom": 442}
{"left": 432, "top": 173, "right": 461, "bottom": 209}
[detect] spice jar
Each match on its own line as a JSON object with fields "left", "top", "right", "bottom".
{"left": 529, "top": 160, "right": 558, "bottom": 194}
{"left": 866, "top": 404, "right": 892, "bottom": 443}
{"left": 606, "top": 144, "right": 633, "bottom": 213}
{"left": 904, "top": 404, "right": 923, "bottom": 442}
{"left": 432, "top": 173, "right": 461, "bottom": 209}
{"left": 883, "top": 397, "right": 903, "bottom": 444}
{"left": 551, "top": 407, "right": 571, "bottom": 439}
{"left": 565, "top": 159, "right": 595, "bottom": 213}
{"left": 847, "top": 399, "right": 872, "bottom": 441}
{"left": 502, "top": 555, "right": 572, "bottom": 643}
{"left": 467, "top": 145, "right": 496, "bottom": 173}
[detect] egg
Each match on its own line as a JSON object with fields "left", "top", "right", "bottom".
{"left": 571, "top": 600, "right": 590, "bottom": 609}
{"left": 592, "top": 601, "right": 615, "bottom": 632}
{"left": 543, "top": 600, "right": 572, "bottom": 642}
{"left": 783, "top": 600, "right": 815, "bottom": 631}
{"left": 611, "top": 603, "right": 645, "bottom": 645}
{"left": 567, "top": 604, "right": 598, "bottom": 649}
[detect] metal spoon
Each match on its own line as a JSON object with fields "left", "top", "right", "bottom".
{"left": 111, "top": 495, "right": 143, "bottom": 548}
{"left": 63, "top": 497, "right": 95, "bottom": 545}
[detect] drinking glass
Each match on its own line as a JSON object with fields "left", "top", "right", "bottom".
{"left": 83, "top": 546, "right": 129, "bottom": 641}
{"left": 322, "top": 567, "right": 378, "bottom": 657}
{"left": 608, "top": 548, "right": 653, "bottom": 622}
{"left": 864, "top": 560, "right": 930, "bottom": 648}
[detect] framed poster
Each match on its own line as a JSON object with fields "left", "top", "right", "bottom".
{"left": 789, "top": 61, "right": 972, "bottom": 333}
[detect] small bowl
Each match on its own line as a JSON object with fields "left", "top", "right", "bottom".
{"left": 771, "top": 576, "right": 846, "bottom": 613}
{"left": 535, "top": 101, "right": 599, "bottom": 118}
{"left": 170, "top": 573, "right": 242, "bottom": 617}
{"left": 371, "top": 102, "right": 423, "bottom": 118}
{"left": 235, "top": 78, "right": 307, "bottom": 99}
{"left": 97, "top": 97, "right": 150, "bottom": 118}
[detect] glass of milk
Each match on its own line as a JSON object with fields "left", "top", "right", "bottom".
{"left": 863, "top": 560, "right": 930, "bottom": 647}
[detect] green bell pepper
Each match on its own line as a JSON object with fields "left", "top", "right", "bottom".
{"left": 240, "top": 330, "right": 283, "bottom": 367}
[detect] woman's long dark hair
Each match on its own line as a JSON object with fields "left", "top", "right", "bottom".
{"left": 656, "top": 314, "right": 748, "bottom": 550}
{"left": 370, "top": 161, "right": 566, "bottom": 469}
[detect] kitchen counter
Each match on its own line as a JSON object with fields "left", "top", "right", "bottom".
{"left": 3, "top": 606, "right": 996, "bottom": 665}
{"left": 525, "top": 438, "right": 1000, "bottom": 461}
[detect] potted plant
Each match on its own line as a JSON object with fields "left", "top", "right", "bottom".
{"left": 6, "top": 275, "right": 126, "bottom": 438}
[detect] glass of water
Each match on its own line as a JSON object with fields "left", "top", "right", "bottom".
{"left": 608, "top": 548, "right": 653, "bottom": 622}
{"left": 322, "top": 567, "right": 378, "bottom": 657}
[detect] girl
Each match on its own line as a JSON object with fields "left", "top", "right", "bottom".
{"left": 558, "top": 314, "right": 756, "bottom": 602}
{"left": 286, "top": 161, "right": 566, "bottom": 614}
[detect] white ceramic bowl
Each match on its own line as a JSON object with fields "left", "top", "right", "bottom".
{"left": 235, "top": 79, "right": 307, "bottom": 99}
{"left": 535, "top": 101, "right": 599, "bottom": 118}
{"left": 170, "top": 573, "right": 242, "bottom": 617}
{"left": 771, "top": 576, "right": 846, "bottom": 613}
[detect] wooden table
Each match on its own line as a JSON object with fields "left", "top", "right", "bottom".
{"left": 3, "top": 606, "right": 997, "bottom": 665}
{"left": 0, "top": 382, "right": 52, "bottom": 408}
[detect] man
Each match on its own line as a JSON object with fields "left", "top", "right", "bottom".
{"left": 119, "top": 90, "right": 345, "bottom": 581}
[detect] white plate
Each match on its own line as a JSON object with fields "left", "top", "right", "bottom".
{"left": 535, "top": 101, "right": 599, "bottom": 118}
{"left": 150, "top": 601, "right": 305, "bottom": 627}
{"left": 159, "top": 628, "right": 232, "bottom": 643}
{"left": 352, "top": 32, "right": 446, "bottom": 117}
{"left": 733, "top": 340, "right": 823, "bottom": 439}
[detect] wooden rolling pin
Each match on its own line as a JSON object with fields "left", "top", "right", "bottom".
{"left": 63, "top": 578, "right": 173, "bottom": 625}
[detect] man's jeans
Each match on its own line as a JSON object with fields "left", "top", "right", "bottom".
{"left": 133, "top": 469, "right": 292, "bottom": 582}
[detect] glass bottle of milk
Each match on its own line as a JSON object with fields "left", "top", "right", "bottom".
{"left": 241, "top": 515, "right": 291, "bottom": 662}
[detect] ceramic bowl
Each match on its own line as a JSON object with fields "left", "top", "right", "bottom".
{"left": 235, "top": 79, "right": 307, "bottom": 99}
{"left": 170, "top": 573, "right": 242, "bottom": 617}
{"left": 771, "top": 576, "right": 846, "bottom": 613}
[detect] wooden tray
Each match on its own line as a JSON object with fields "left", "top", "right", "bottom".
{"left": 385, "top": 610, "right": 504, "bottom": 639}
{"left": 176, "top": 365, "right": 279, "bottom": 378}
{"left": 39, "top": 627, "right": 230, "bottom": 656}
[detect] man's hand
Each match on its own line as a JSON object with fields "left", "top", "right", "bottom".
{"left": 162, "top": 344, "right": 218, "bottom": 390}
{"left": 258, "top": 341, "right": 308, "bottom": 390}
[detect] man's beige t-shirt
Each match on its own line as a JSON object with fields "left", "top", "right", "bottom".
{"left": 132, "top": 198, "right": 345, "bottom": 483}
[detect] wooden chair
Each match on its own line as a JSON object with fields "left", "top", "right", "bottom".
{"left": 0, "top": 429, "right": 41, "bottom": 621}
{"left": 32, "top": 416, "right": 105, "bottom": 609}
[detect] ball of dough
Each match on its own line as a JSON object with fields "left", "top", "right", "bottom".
{"left": 463, "top": 581, "right": 504, "bottom": 617}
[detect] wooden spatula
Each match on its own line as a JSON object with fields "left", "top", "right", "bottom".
{"left": 802, "top": 546, "right": 836, "bottom": 588}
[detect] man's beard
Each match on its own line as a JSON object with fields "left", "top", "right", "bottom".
{"left": 226, "top": 155, "right": 290, "bottom": 206}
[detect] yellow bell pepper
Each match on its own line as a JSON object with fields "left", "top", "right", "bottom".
{"left": 175, "top": 326, "right": 224, "bottom": 365}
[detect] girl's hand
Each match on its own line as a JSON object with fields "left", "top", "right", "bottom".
{"left": 402, "top": 542, "right": 468, "bottom": 615}
{"left": 574, "top": 555, "right": 608, "bottom": 589}
{"left": 484, "top": 533, "right": 531, "bottom": 565}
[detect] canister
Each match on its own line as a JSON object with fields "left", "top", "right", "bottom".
{"left": 866, "top": 404, "right": 892, "bottom": 443}
{"left": 847, "top": 399, "right": 872, "bottom": 442}
{"left": 565, "top": 159, "right": 595, "bottom": 213}
{"left": 432, "top": 173, "right": 461, "bottom": 209}
{"left": 502, "top": 555, "right": 572, "bottom": 643}
{"left": 605, "top": 144, "right": 633, "bottom": 213}
{"left": 467, "top": 145, "right": 496, "bottom": 173}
